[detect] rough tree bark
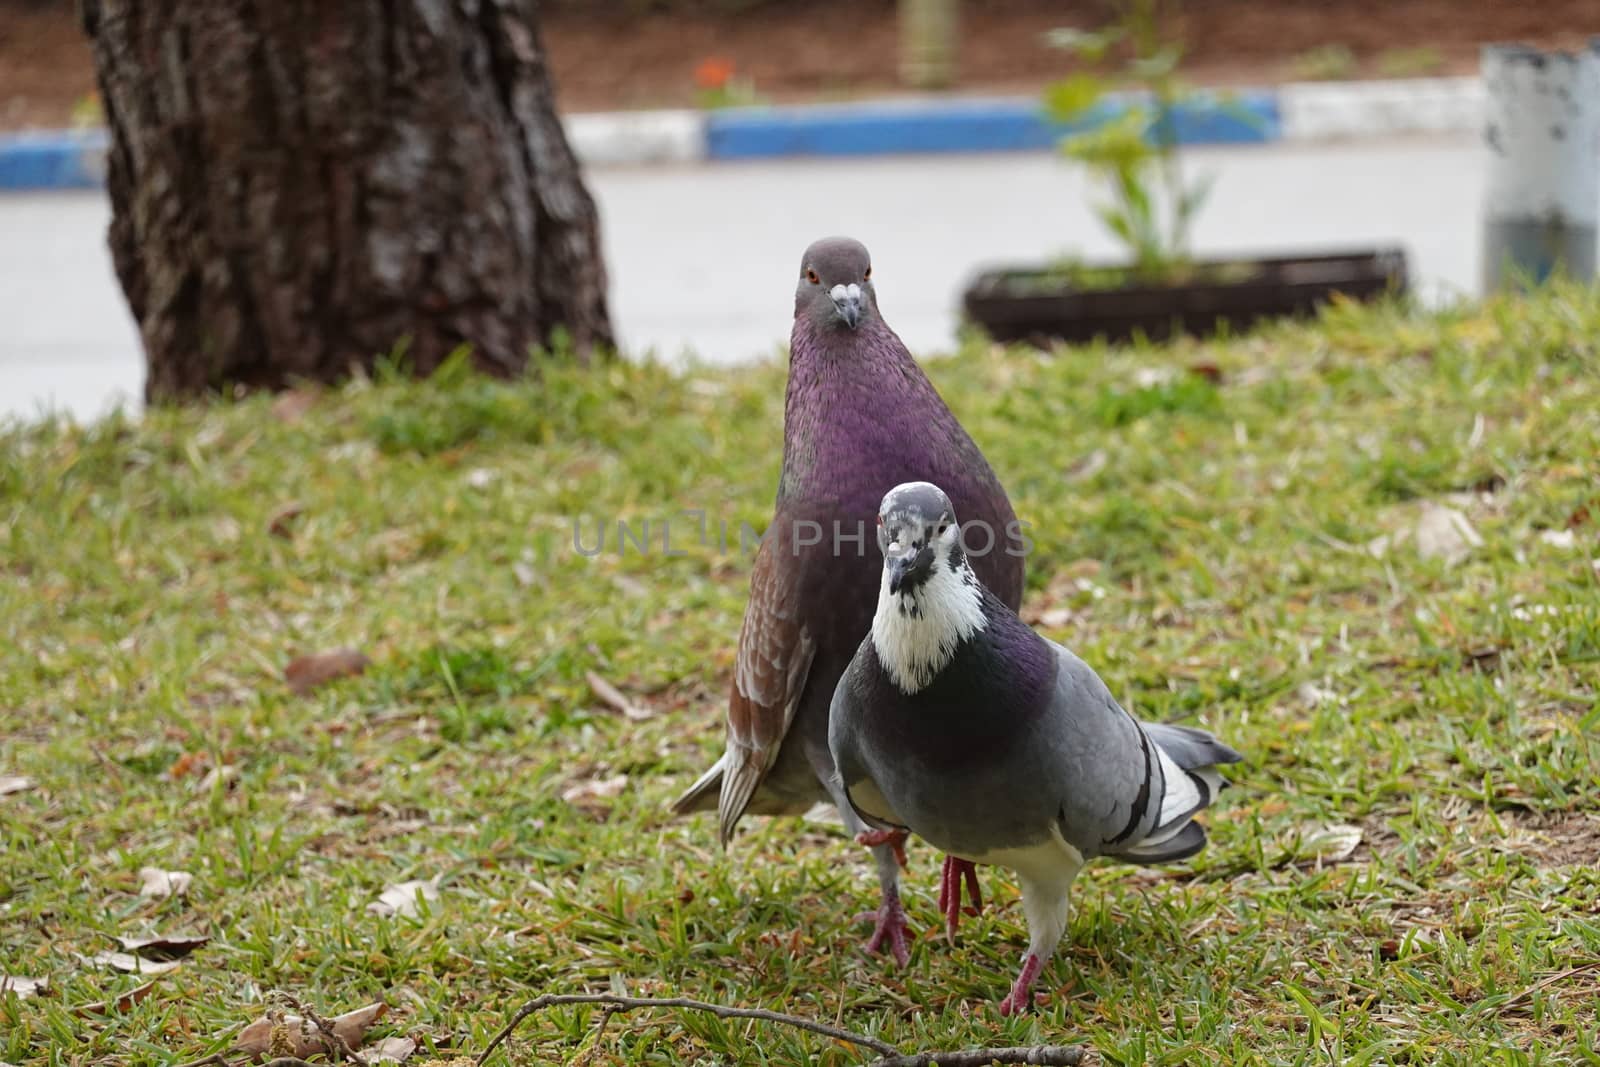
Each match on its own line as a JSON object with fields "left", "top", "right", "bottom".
{"left": 81, "top": 0, "right": 613, "bottom": 402}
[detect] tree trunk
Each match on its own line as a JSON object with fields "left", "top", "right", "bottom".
{"left": 81, "top": 0, "right": 613, "bottom": 402}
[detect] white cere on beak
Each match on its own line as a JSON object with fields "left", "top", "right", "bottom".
{"left": 829, "top": 283, "right": 862, "bottom": 302}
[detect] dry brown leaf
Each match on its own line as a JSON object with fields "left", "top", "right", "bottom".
{"left": 1298, "top": 823, "right": 1364, "bottom": 864}
{"left": 1369, "top": 503, "right": 1483, "bottom": 565}
{"left": 368, "top": 879, "right": 440, "bottom": 919}
{"left": 72, "top": 978, "right": 160, "bottom": 1016}
{"left": 138, "top": 866, "right": 194, "bottom": 900}
{"left": 370, "top": 528, "right": 422, "bottom": 564}
{"left": 235, "top": 1001, "right": 388, "bottom": 1060}
{"left": 1540, "top": 529, "right": 1578, "bottom": 550}
{"left": 801, "top": 801, "right": 843, "bottom": 827}
{"left": 1413, "top": 503, "right": 1482, "bottom": 564}
{"left": 285, "top": 648, "right": 371, "bottom": 695}
{"left": 611, "top": 574, "right": 648, "bottom": 599}
{"left": 1035, "top": 606, "right": 1074, "bottom": 629}
{"left": 270, "top": 389, "right": 318, "bottom": 423}
{"left": 195, "top": 764, "right": 239, "bottom": 792}
{"left": 1133, "top": 365, "right": 1177, "bottom": 388}
{"left": 586, "top": 671, "right": 653, "bottom": 721}
{"left": 267, "top": 501, "right": 306, "bottom": 538}
{"left": 166, "top": 751, "right": 210, "bottom": 779}
{"left": 1065, "top": 448, "right": 1109, "bottom": 482}
{"left": 82, "top": 952, "right": 183, "bottom": 975}
{"left": 1297, "top": 681, "right": 1339, "bottom": 708}
{"left": 0, "top": 775, "right": 34, "bottom": 796}
{"left": 561, "top": 774, "right": 629, "bottom": 810}
{"left": 115, "top": 934, "right": 209, "bottom": 960}
{"left": 368, "top": 1035, "right": 418, "bottom": 1063}
{"left": 211, "top": 515, "right": 243, "bottom": 544}
{"left": 0, "top": 975, "right": 46, "bottom": 999}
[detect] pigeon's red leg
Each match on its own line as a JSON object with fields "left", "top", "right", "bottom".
{"left": 854, "top": 828, "right": 908, "bottom": 869}
{"left": 850, "top": 830, "right": 912, "bottom": 967}
{"left": 938, "top": 856, "right": 961, "bottom": 943}
{"left": 937, "top": 856, "right": 954, "bottom": 929}
{"left": 997, "top": 952, "right": 1044, "bottom": 1016}
{"left": 856, "top": 882, "right": 912, "bottom": 968}
{"left": 961, "top": 860, "right": 983, "bottom": 915}
{"left": 938, "top": 856, "right": 984, "bottom": 943}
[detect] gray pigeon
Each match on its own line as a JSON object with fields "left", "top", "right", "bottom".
{"left": 829, "top": 481, "right": 1240, "bottom": 1013}
{"left": 672, "top": 238, "right": 1026, "bottom": 966}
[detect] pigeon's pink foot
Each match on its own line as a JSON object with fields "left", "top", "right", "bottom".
{"left": 937, "top": 856, "right": 984, "bottom": 942}
{"left": 854, "top": 884, "right": 912, "bottom": 968}
{"left": 855, "top": 828, "right": 909, "bottom": 869}
{"left": 998, "top": 952, "right": 1044, "bottom": 1016}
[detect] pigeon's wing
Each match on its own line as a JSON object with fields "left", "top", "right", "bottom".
{"left": 826, "top": 648, "right": 906, "bottom": 833}
{"left": 1036, "top": 644, "right": 1165, "bottom": 855}
{"left": 1046, "top": 643, "right": 1235, "bottom": 864}
{"left": 716, "top": 535, "right": 815, "bottom": 844}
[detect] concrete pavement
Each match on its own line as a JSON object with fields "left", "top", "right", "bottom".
{"left": 1, "top": 134, "right": 1484, "bottom": 423}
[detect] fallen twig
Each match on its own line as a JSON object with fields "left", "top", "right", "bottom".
{"left": 1483, "top": 958, "right": 1600, "bottom": 1015}
{"left": 585, "top": 670, "right": 652, "bottom": 720}
{"left": 180, "top": 1049, "right": 380, "bottom": 1067}
{"left": 871, "top": 1049, "right": 1083, "bottom": 1067}
{"left": 476, "top": 991, "right": 1083, "bottom": 1067}
{"left": 273, "top": 991, "right": 368, "bottom": 1062}
{"left": 571, "top": 1003, "right": 622, "bottom": 1067}
{"left": 72, "top": 977, "right": 162, "bottom": 1016}
{"left": 172, "top": 1056, "right": 231, "bottom": 1067}
{"left": 477, "top": 992, "right": 896, "bottom": 1063}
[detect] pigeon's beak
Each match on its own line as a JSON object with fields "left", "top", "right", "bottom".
{"left": 830, "top": 283, "right": 863, "bottom": 329}
{"left": 886, "top": 543, "right": 934, "bottom": 595}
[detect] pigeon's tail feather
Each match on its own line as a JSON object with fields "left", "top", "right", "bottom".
{"left": 716, "top": 753, "right": 764, "bottom": 848}
{"left": 672, "top": 750, "right": 759, "bottom": 848}
{"left": 670, "top": 757, "right": 724, "bottom": 817}
{"left": 1142, "top": 721, "right": 1243, "bottom": 770}
{"left": 1116, "top": 820, "right": 1208, "bottom": 864}
{"left": 1110, "top": 721, "right": 1235, "bottom": 867}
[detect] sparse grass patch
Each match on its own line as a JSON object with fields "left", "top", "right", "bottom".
{"left": 3, "top": 285, "right": 1600, "bottom": 1065}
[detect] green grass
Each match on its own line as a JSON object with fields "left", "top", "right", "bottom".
{"left": 1286, "top": 44, "right": 1358, "bottom": 83}
{"left": 1375, "top": 47, "right": 1447, "bottom": 79}
{"left": 4, "top": 286, "right": 1600, "bottom": 1066}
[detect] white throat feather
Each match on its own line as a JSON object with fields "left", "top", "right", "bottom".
{"left": 870, "top": 552, "right": 987, "bottom": 694}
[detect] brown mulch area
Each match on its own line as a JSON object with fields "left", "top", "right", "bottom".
{"left": 3, "top": 0, "right": 1599, "bottom": 129}
{"left": 1502, "top": 810, "right": 1600, "bottom": 868}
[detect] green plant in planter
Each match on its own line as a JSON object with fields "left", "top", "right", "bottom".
{"left": 1043, "top": 0, "right": 1216, "bottom": 285}
{"left": 693, "top": 57, "right": 763, "bottom": 110}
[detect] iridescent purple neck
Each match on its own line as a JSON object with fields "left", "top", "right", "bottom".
{"left": 779, "top": 317, "right": 940, "bottom": 499}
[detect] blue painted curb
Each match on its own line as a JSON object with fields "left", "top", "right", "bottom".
{"left": 0, "top": 77, "right": 1486, "bottom": 188}
{"left": 0, "top": 129, "right": 108, "bottom": 191}
{"left": 705, "top": 92, "right": 1280, "bottom": 159}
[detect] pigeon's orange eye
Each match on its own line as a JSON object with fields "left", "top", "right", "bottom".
{"left": 864, "top": 267, "right": 872, "bottom": 280}
{"left": 806, "top": 269, "right": 820, "bottom": 284}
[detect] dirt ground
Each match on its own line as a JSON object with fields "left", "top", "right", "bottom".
{"left": 3, "top": 0, "right": 1599, "bottom": 129}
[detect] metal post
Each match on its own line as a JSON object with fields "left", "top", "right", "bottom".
{"left": 1481, "top": 39, "right": 1600, "bottom": 291}
{"left": 899, "top": 0, "right": 959, "bottom": 90}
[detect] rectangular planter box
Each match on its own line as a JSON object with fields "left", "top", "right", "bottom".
{"left": 962, "top": 248, "right": 1409, "bottom": 345}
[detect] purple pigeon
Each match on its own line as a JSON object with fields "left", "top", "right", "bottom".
{"left": 672, "top": 237, "right": 1026, "bottom": 964}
